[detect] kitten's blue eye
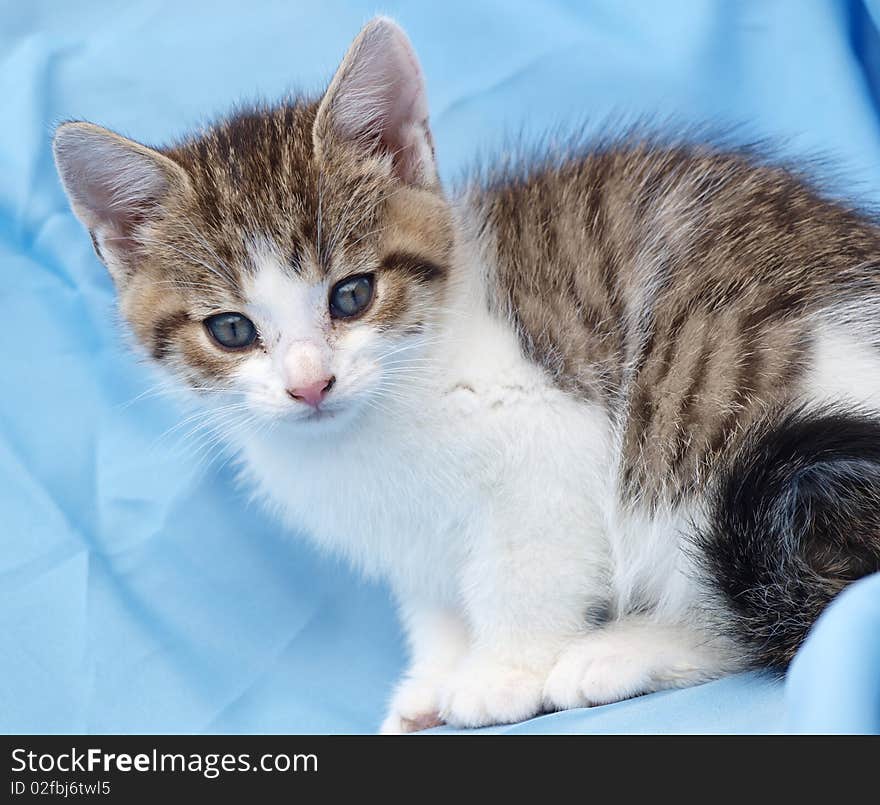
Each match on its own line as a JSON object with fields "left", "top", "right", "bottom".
{"left": 204, "top": 312, "right": 257, "bottom": 349}
{"left": 329, "top": 274, "right": 374, "bottom": 319}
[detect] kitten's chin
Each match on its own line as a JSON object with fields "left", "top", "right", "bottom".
{"left": 273, "top": 399, "right": 365, "bottom": 437}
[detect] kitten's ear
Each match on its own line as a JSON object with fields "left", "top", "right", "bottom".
{"left": 313, "top": 17, "right": 438, "bottom": 188}
{"left": 53, "top": 122, "right": 191, "bottom": 279}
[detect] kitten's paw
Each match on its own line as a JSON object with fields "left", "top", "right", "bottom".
{"left": 380, "top": 676, "right": 445, "bottom": 734}
{"left": 543, "top": 626, "right": 716, "bottom": 710}
{"left": 438, "top": 656, "right": 545, "bottom": 728}
{"left": 543, "top": 636, "right": 652, "bottom": 709}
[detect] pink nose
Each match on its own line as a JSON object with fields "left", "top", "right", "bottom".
{"left": 287, "top": 376, "right": 335, "bottom": 408}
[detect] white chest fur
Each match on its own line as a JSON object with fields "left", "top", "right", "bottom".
{"left": 236, "top": 300, "right": 615, "bottom": 607}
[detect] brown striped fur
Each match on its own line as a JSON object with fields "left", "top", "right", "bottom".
{"left": 473, "top": 141, "right": 880, "bottom": 505}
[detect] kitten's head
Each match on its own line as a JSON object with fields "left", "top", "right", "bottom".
{"left": 53, "top": 18, "right": 453, "bottom": 433}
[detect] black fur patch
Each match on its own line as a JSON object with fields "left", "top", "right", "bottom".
{"left": 697, "top": 407, "right": 880, "bottom": 668}
{"left": 381, "top": 250, "right": 447, "bottom": 283}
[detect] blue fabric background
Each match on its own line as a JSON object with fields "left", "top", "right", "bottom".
{"left": 1, "top": 0, "right": 879, "bottom": 734}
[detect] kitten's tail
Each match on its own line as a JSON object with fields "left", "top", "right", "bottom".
{"left": 698, "top": 407, "right": 880, "bottom": 668}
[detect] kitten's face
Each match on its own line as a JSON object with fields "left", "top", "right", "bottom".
{"left": 54, "top": 19, "right": 451, "bottom": 434}
{"left": 124, "top": 107, "right": 452, "bottom": 432}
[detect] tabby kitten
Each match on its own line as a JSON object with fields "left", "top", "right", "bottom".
{"left": 53, "top": 17, "right": 880, "bottom": 733}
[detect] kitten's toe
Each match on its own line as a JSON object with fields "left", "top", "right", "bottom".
{"left": 544, "top": 635, "right": 656, "bottom": 709}
{"left": 439, "top": 657, "right": 545, "bottom": 729}
{"left": 401, "top": 711, "right": 445, "bottom": 732}
{"left": 380, "top": 676, "right": 445, "bottom": 734}
{"left": 543, "top": 641, "right": 597, "bottom": 710}
{"left": 576, "top": 650, "right": 656, "bottom": 706}
{"left": 380, "top": 710, "right": 444, "bottom": 734}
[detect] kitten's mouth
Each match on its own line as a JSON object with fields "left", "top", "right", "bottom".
{"left": 301, "top": 407, "right": 335, "bottom": 421}
{"left": 286, "top": 398, "right": 368, "bottom": 434}
{"left": 293, "top": 403, "right": 351, "bottom": 426}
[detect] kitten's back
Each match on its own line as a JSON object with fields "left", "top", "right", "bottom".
{"left": 472, "top": 140, "right": 880, "bottom": 502}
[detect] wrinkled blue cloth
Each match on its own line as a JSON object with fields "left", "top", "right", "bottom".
{"left": 1, "top": 0, "right": 879, "bottom": 734}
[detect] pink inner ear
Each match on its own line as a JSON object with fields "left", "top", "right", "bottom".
{"left": 84, "top": 176, "right": 149, "bottom": 241}
{"left": 377, "top": 55, "right": 431, "bottom": 183}
{"left": 54, "top": 124, "right": 185, "bottom": 272}
{"left": 56, "top": 132, "right": 171, "bottom": 232}
{"left": 72, "top": 152, "right": 166, "bottom": 260}
{"left": 325, "top": 19, "right": 436, "bottom": 186}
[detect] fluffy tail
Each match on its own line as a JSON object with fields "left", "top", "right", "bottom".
{"left": 698, "top": 407, "right": 880, "bottom": 667}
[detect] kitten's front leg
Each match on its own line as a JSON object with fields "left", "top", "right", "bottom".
{"left": 380, "top": 602, "right": 470, "bottom": 734}
{"left": 438, "top": 514, "right": 606, "bottom": 729}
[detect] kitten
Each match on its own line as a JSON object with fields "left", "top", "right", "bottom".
{"left": 53, "top": 17, "right": 880, "bottom": 733}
